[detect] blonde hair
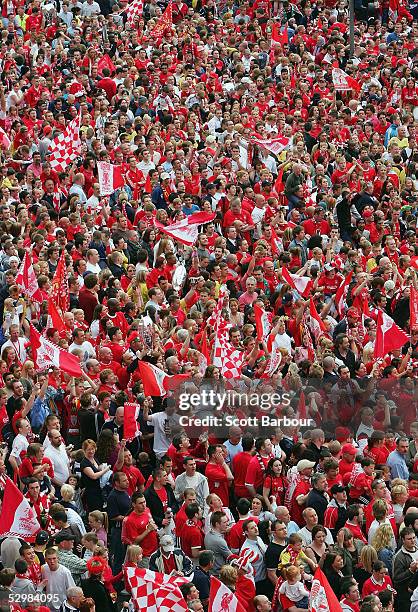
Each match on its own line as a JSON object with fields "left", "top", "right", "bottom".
{"left": 284, "top": 565, "right": 301, "bottom": 581}
{"left": 60, "top": 484, "right": 75, "bottom": 502}
{"left": 371, "top": 524, "right": 394, "bottom": 552}
{"left": 89, "top": 510, "right": 108, "bottom": 531}
{"left": 219, "top": 565, "right": 237, "bottom": 589}
{"left": 125, "top": 545, "right": 142, "bottom": 564}
{"left": 391, "top": 483, "right": 408, "bottom": 504}
{"left": 82, "top": 439, "right": 97, "bottom": 452}
{"left": 359, "top": 545, "right": 378, "bottom": 573}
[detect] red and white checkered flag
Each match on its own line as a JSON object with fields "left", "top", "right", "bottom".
{"left": 126, "top": 0, "right": 144, "bottom": 26}
{"left": 213, "top": 316, "right": 244, "bottom": 379}
{"left": 126, "top": 567, "right": 188, "bottom": 612}
{"left": 48, "top": 113, "right": 81, "bottom": 172}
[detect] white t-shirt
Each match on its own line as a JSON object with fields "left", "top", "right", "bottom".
{"left": 10, "top": 434, "right": 29, "bottom": 465}
{"left": 44, "top": 444, "right": 70, "bottom": 485}
{"left": 41, "top": 565, "right": 75, "bottom": 611}
{"left": 147, "top": 412, "right": 179, "bottom": 458}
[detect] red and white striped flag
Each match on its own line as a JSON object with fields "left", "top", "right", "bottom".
{"left": 97, "top": 161, "right": 125, "bottom": 196}
{"left": 51, "top": 250, "right": 69, "bottom": 315}
{"left": 48, "top": 113, "right": 82, "bottom": 172}
{"left": 16, "top": 253, "right": 43, "bottom": 303}
{"left": 30, "top": 324, "right": 83, "bottom": 377}
{"left": 335, "top": 270, "right": 353, "bottom": 316}
{"left": 374, "top": 310, "right": 409, "bottom": 358}
{"left": 0, "top": 478, "right": 40, "bottom": 541}
{"left": 155, "top": 211, "right": 215, "bottom": 246}
{"left": 126, "top": 566, "right": 188, "bottom": 612}
{"left": 309, "top": 567, "right": 342, "bottom": 611}
{"left": 124, "top": 403, "right": 141, "bottom": 441}
{"left": 332, "top": 67, "right": 361, "bottom": 93}
{"left": 254, "top": 303, "right": 272, "bottom": 342}
{"left": 208, "top": 577, "right": 246, "bottom": 612}
{"left": 137, "top": 361, "right": 190, "bottom": 396}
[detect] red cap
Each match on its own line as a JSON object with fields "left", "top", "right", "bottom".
{"left": 363, "top": 210, "right": 373, "bottom": 219}
{"left": 347, "top": 307, "right": 360, "bottom": 319}
{"left": 335, "top": 426, "right": 351, "bottom": 442}
{"left": 341, "top": 444, "right": 357, "bottom": 456}
{"left": 86, "top": 557, "right": 107, "bottom": 575}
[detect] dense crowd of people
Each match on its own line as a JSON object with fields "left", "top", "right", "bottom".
{"left": 0, "top": 0, "right": 416, "bottom": 608}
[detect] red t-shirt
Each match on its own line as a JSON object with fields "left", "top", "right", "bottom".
{"left": 232, "top": 451, "right": 253, "bottom": 497}
{"left": 205, "top": 462, "right": 230, "bottom": 506}
{"left": 114, "top": 464, "right": 145, "bottom": 497}
{"left": 290, "top": 479, "right": 311, "bottom": 526}
{"left": 181, "top": 521, "right": 204, "bottom": 557}
{"left": 362, "top": 575, "right": 393, "bottom": 598}
{"left": 123, "top": 509, "right": 158, "bottom": 556}
{"left": 245, "top": 455, "right": 270, "bottom": 492}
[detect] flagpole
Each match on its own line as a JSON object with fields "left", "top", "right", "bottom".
{"left": 349, "top": 0, "right": 355, "bottom": 57}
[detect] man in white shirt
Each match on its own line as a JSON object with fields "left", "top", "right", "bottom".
{"left": 42, "top": 548, "right": 75, "bottom": 612}
{"left": 9, "top": 418, "right": 30, "bottom": 472}
{"left": 1, "top": 324, "right": 27, "bottom": 363}
{"left": 144, "top": 402, "right": 180, "bottom": 459}
{"left": 68, "top": 329, "right": 96, "bottom": 362}
{"left": 44, "top": 429, "right": 70, "bottom": 487}
{"left": 297, "top": 508, "right": 334, "bottom": 546}
{"left": 85, "top": 249, "right": 101, "bottom": 274}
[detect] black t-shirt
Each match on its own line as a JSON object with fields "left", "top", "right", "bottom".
{"left": 80, "top": 457, "right": 101, "bottom": 493}
{"left": 265, "top": 541, "right": 287, "bottom": 571}
{"left": 107, "top": 489, "right": 131, "bottom": 523}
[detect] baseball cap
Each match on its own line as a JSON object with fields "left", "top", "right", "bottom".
{"left": 324, "top": 263, "right": 334, "bottom": 272}
{"left": 35, "top": 530, "right": 49, "bottom": 545}
{"left": 127, "top": 331, "right": 141, "bottom": 344}
{"left": 331, "top": 484, "right": 346, "bottom": 495}
{"left": 297, "top": 459, "right": 315, "bottom": 472}
{"left": 341, "top": 443, "right": 357, "bottom": 456}
{"left": 160, "top": 535, "right": 174, "bottom": 552}
{"left": 160, "top": 173, "right": 170, "bottom": 181}
{"left": 335, "top": 426, "right": 351, "bottom": 442}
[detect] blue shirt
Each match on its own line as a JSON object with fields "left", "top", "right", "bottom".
{"left": 387, "top": 450, "right": 409, "bottom": 480}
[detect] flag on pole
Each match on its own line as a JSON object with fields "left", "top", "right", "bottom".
{"left": 97, "top": 161, "right": 125, "bottom": 196}
{"left": 15, "top": 253, "right": 43, "bottom": 303}
{"left": 48, "top": 113, "right": 82, "bottom": 172}
{"left": 50, "top": 250, "right": 69, "bottom": 315}
{"left": 137, "top": 361, "right": 190, "bottom": 396}
{"left": 0, "top": 478, "right": 40, "bottom": 541}
{"left": 47, "top": 297, "right": 66, "bottom": 333}
{"left": 126, "top": 566, "right": 188, "bottom": 612}
{"left": 155, "top": 211, "right": 216, "bottom": 246}
{"left": 374, "top": 310, "right": 409, "bottom": 358}
{"left": 309, "top": 567, "right": 343, "bottom": 611}
{"left": 149, "top": 0, "right": 173, "bottom": 39}
{"left": 254, "top": 304, "right": 272, "bottom": 342}
{"left": 410, "top": 287, "right": 418, "bottom": 331}
{"left": 332, "top": 67, "right": 361, "bottom": 93}
{"left": 30, "top": 324, "right": 83, "bottom": 377}
{"left": 335, "top": 271, "right": 353, "bottom": 316}
{"left": 124, "top": 403, "right": 141, "bottom": 441}
{"left": 208, "top": 577, "right": 246, "bottom": 612}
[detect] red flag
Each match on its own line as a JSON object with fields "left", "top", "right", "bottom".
{"left": 155, "top": 212, "right": 216, "bottom": 246}
{"left": 0, "top": 127, "right": 11, "bottom": 150}
{"left": 30, "top": 324, "right": 82, "bottom": 377}
{"left": 97, "top": 54, "right": 116, "bottom": 76}
{"left": 137, "top": 361, "right": 189, "bottom": 396}
{"left": 250, "top": 133, "right": 290, "bottom": 156}
{"left": 374, "top": 310, "right": 409, "bottom": 358}
{"left": 201, "top": 327, "right": 210, "bottom": 362}
{"left": 149, "top": 0, "right": 173, "bottom": 39}
{"left": 274, "top": 167, "right": 285, "bottom": 193}
{"left": 15, "top": 253, "right": 43, "bottom": 303}
{"left": 124, "top": 403, "right": 141, "bottom": 441}
{"left": 47, "top": 297, "right": 65, "bottom": 333}
{"left": 209, "top": 577, "right": 246, "bottom": 612}
{"left": 281, "top": 267, "right": 312, "bottom": 297}
{"left": 309, "top": 567, "right": 342, "bottom": 611}
{"left": 298, "top": 391, "right": 307, "bottom": 420}
{"left": 0, "top": 478, "right": 40, "bottom": 541}
{"left": 97, "top": 161, "right": 125, "bottom": 196}
{"left": 332, "top": 67, "right": 361, "bottom": 93}
{"left": 309, "top": 297, "right": 327, "bottom": 340}
{"left": 144, "top": 173, "right": 152, "bottom": 194}
{"left": 411, "top": 287, "right": 418, "bottom": 331}
{"left": 271, "top": 23, "right": 288, "bottom": 48}
{"left": 254, "top": 303, "right": 271, "bottom": 342}
{"left": 51, "top": 250, "right": 69, "bottom": 315}
{"left": 335, "top": 270, "right": 353, "bottom": 316}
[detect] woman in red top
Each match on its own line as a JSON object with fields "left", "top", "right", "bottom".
{"left": 262, "top": 458, "right": 288, "bottom": 512}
